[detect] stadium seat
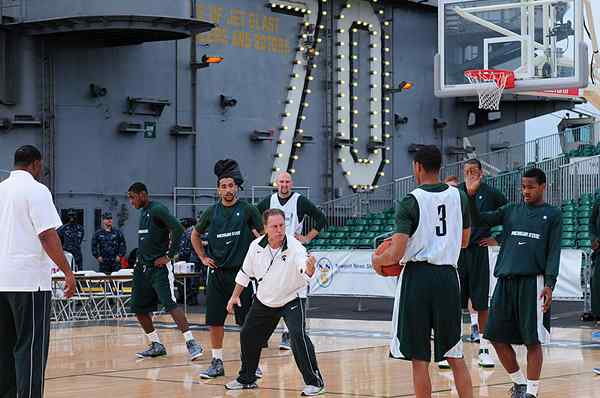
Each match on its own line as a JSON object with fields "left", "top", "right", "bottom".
{"left": 577, "top": 211, "right": 592, "bottom": 219}
{"left": 369, "top": 225, "right": 383, "bottom": 233}
{"left": 363, "top": 232, "right": 377, "bottom": 239}
{"left": 312, "top": 239, "right": 328, "bottom": 246}
{"left": 329, "top": 239, "right": 344, "bottom": 246}
{"left": 563, "top": 218, "right": 575, "bottom": 225}
{"left": 561, "top": 231, "right": 576, "bottom": 240}
{"left": 382, "top": 225, "right": 394, "bottom": 233}
{"left": 577, "top": 232, "right": 591, "bottom": 240}
{"left": 385, "top": 218, "right": 395, "bottom": 226}
{"left": 349, "top": 232, "right": 361, "bottom": 239}
{"left": 346, "top": 238, "right": 359, "bottom": 247}
{"left": 333, "top": 232, "right": 346, "bottom": 239}
{"left": 371, "top": 218, "right": 384, "bottom": 225}
{"left": 562, "top": 211, "right": 575, "bottom": 219}
{"left": 560, "top": 239, "right": 576, "bottom": 248}
{"left": 355, "top": 219, "right": 368, "bottom": 226}
{"left": 577, "top": 224, "right": 590, "bottom": 232}
{"left": 563, "top": 224, "right": 577, "bottom": 232}
{"left": 358, "top": 239, "right": 372, "bottom": 248}
{"left": 352, "top": 225, "right": 366, "bottom": 232}
{"left": 578, "top": 240, "right": 592, "bottom": 248}
{"left": 319, "top": 231, "right": 331, "bottom": 239}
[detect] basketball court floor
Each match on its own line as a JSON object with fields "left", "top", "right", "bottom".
{"left": 46, "top": 308, "right": 600, "bottom": 398}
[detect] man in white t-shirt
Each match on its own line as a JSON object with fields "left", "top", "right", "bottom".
{"left": 0, "top": 145, "right": 75, "bottom": 398}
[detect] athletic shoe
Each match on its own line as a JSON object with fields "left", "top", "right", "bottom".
{"left": 467, "top": 324, "right": 480, "bottom": 343}
{"left": 478, "top": 349, "right": 495, "bottom": 368}
{"left": 437, "top": 360, "right": 451, "bottom": 369}
{"left": 255, "top": 367, "right": 263, "bottom": 379}
{"left": 224, "top": 379, "right": 257, "bottom": 390}
{"left": 593, "top": 367, "right": 600, "bottom": 375}
{"left": 199, "top": 358, "right": 225, "bottom": 379}
{"left": 279, "top": 332, "right": 291, "bottom": 350}
{"left": 301, "top": 385, "right": 326, "bottom": 396}
{"left": 509, "top": 383, "right": 527, "bottom": 398}
{"left": 186, "top": 340, "right": 204, "bottom": 361}
{"left": 136, "top": 342, "right": 167, "bottom": 358}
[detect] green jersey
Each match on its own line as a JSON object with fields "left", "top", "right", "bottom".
{"left": 458, "top": 182, "right": 507, "bottom": 246}
{"left": 195, "top": 200, "right": 262, "bottom": 269}
{"left": 395, "top": 183, "right": 471, "bottom": 236}
{"left": 137, "top": 201, "right": 184, "bottom": 265}
{"left": 469, "top": 200, "right": 562, "bottom": 288}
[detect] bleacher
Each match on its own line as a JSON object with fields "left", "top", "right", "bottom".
{"left": 307, "top": 207, "right": 396, "bottom": 250}
{"left": 560, "top": 192, "right": 597, "bottom": 249}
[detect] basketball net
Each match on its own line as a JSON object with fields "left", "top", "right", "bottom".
{"left": 464, "top": 69, "right": 515, "bottom": 111}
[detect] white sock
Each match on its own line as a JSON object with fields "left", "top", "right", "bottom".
{"left": 183, "top": 331, "right": 194, "bottom": 343}
{"left": 509, "top": 370, "right": 526, "bottom": 386}
{"left": 470, "top": 313, "right": 479, "bottom": 327}
{"left": 212, "top": 348, "right": 223, "bottom": 360}
{"left": 526, "top": 379, "right": 540, "bottom": 397}
{"left": 480, "top": 338, "right": 490, "bottom": 350}
{"left": 146, "top": 330, "right": 160, "bottom": 344}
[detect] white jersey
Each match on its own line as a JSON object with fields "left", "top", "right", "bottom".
{"left": 402, "top": 186, "right": 463, "bottom": 267}
{"left": 270, "top": 192, "right": 303, "bottom": 236}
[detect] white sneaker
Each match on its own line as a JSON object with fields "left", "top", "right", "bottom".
{"left": 437, "top": 360, "right": 451, "bottom": 369}
{"left": 478, "top": 349, "right": 495, "bottom": 368}
{"left": 301, "top": 385, "right": 325, "bottom": 396}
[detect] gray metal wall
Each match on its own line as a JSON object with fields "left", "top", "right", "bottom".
{"left": 0, "top": 0, "right": 573, "bottom": 270}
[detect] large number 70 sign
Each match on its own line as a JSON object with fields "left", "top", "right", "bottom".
{"left": 269, "top": 0, "right": 390, "bottom": 191}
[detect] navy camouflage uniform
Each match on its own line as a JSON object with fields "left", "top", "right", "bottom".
{"left": 57, "top": 222, "right": 84, "bottom": 271}
{"left": 177, "top": 226, "right": 205, "bottom": 304}
{"left": 92, "top": 227, "right": 127, "bottom": 274}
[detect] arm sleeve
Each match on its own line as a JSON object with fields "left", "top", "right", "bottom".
{"left": 469, "top": 196, "right": 506, "bottom": 227}
{"left": 591, "top": 201, "right": 600, "bottom": 242}
{"left": 544, "top": 212, "right": 563, "bottom": 289}
{"left": 395, "top": 195, "right": 418, "bottom": 236}
{"left": 235, "top": 246, "right": 254, "bottom": 287}
{"left": 29, "top": 186, "right": 62, "bottom": 235}
{"left": 247, "top": 204, "right": 264, "bottom": 232}
{"left": 256, "top": 197, "right": 270, "bottom": 214}
{"left": 298, "top": 196, "right": 328, "bottom": 231}
{"left": 194, "top": 207, "right": 212, "bottom": 234}
{"left": 459, "top": 190, "right": 471, "bottom": 229}
{"left": 153, "top": 205, "right": 184, "bottom": 258}
{"left": 91, "top": 232, "right": 99, "bottom": 258}
{"left": 118, "top": 231, "right": 127, "bottom": 257}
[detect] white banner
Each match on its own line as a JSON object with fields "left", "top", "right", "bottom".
{"left": 309, "top": 250, "right": 397, "bottom": 297}
{"left": 488, "top": 247, "right": 583, "bottom": 300}
{"left": 310, "top": 248, "right": 584, "bottom": 300}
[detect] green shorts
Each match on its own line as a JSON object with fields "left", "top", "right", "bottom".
{"left": 206, "top": 267, "right": 253, "bottom": 326}
{"left": 130, "top": 262, "right": 177, "bottom": 314}
{"left": 457, "top": 245, "right": 490, "bottom": 311}
{"left": 485, "top": 275, "right": 550, "bottom": 345}
{"left": 394, "top": 262, "right": 463, "bottom": 363}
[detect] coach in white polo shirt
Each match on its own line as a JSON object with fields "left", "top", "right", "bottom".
{"left": 224, "top": 208, "right": 325, "bottom": 396}
{"left": 0, "top": 145, "right": 75, "bottom": 398}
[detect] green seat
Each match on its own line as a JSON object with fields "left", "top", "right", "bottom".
{"left": 355, "top": 219, "right": 368, "bottom": 226}
{"left": 327, "top": 226, "right": 340, "bottom": 233}
{"left": 369, "top": 225, "right": 383, "bottom": 232}
{"left": 383, "top": 207, "right": 395, "bottom": 215}
{"left": 346, "top": 238, "right": 359, "bottom": 246}
{"left": 562, "top": 211, "right": 575, "bottom": 218}
{"left": 313, "top": 239, "right": 327, "bottom": 246}
{"left": 349, "top": 232, "right": 361, "bottom": 239}
{"left": 333, "top": 232, "right": 346, "bottom": 239}
{"left": 345, "top": 219, "right": 357, "bottom": 226}
{"left": 329, "top": 239, "right": 344, "bottom": 246}
{"left": 383, "top": 224, "right": 394, "bottom": 233}
{"left": 490, "top": 225, "right": 503, "bottom": 233}
{"left": 338, "top": 226, "right": 351, "bottom": 233}
{"left": 578, "top": 211, "right": 592, "bottom": 219}
{"left": 363, "top": 232, "right": 377, "bottom": 239}
{"left": 577, "top": 232, "right": 591, "bottom": 240}
{"left": 577, "top": 205, "right": 592, "bottom": 212}
{"left": 560, "top": 239, "right": 576, "bottom": 248}
{"left": 577, "top": 224, "right": 591, "bottom": 232}
{"left": 578, "top": 239, "right": 592, "bottom": 248}
{"left": 371, "top": 219, "right": 384, "bottom": 225}
{"left": 581, "top": 193, "right": 594, "bottom": 201}
{"left": 358, "top": 239, "right": 372, "bottom": 247}
{"left": 319, "top": 231, "right": 331, "bottom": 239}
{"left": 562, "top": 204, "right": 576, "bottom": 212}
{"left": 352, "top": 225, "right": 366, "bottom": 232}
{"left": 563, "top": 224, "right": 577, "bottom": 232}
{"left": 561, "top": 231, "right": 576, "bottom": 240}
{"left": 385, "top": 218, "right": 395, "bottom": 226}
{"left": 563, "top": 217, "right": 575, "bottom": 225}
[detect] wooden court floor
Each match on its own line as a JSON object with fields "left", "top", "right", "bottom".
{"left": 45, "top": 313, "right": 600, "bottom": 397}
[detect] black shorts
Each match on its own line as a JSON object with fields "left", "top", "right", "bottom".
{"left": 458, "top": 245, "right": 490, "bottom": 311}
{"left": 130, "top": 262, "right": 178, "bottom": 314}
{"left": 485, "top": 275, "right": 550, "bottom": 345}
{"left": 205, "top": 267, "right": 253, "bottom": 326}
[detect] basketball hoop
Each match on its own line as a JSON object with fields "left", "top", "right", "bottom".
{"left": 464, "top": 69, "right": 515, "bottom": 111}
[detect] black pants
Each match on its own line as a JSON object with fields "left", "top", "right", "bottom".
{"left": 237, "top": 297, "right": 324, "bottom": 387}
{"left": 0, "top": 290, "right": 52, "bottom": 398}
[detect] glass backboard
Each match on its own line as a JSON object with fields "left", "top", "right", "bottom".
{"left": 435, "top": 0, "right": 588, "bottom": 97}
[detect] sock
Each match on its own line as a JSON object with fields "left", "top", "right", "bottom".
{"left": 509, "top": 370, "right": 526, "bottom": 386}
{"left": 480, "top": 338, "right": 490, "bottom": 351}
{"left": 212, "top": 348, "right": 223, "bottom": 360}
{"left": 282, "top": 323, "right": 289, "bottom": 333}
{"left": 526, "top": 380, "right": 539, "bottom": 397}
{"left": 183, "top": 331, "right": 194, "bottom": 343}
{"left": 470, "top": 313, "right": 479, "bottom": 327}
{"left": 146, "top": 330, "right": 160, "bottom": 344}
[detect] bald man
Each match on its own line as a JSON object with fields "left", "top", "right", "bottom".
{"left": 256, "top": 172, "right": 327, "bottom": 349}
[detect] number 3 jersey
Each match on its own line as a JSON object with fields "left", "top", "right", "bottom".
{"left": 396, "top": 184, "right": 470, "bottom": 267}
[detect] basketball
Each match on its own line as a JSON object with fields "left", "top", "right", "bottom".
{"left": 374, "top": 238, "right": 403, "bottom": 277}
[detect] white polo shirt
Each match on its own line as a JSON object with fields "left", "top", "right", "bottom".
{"left": 0, "top": 170, "right": 62, "bottom": 291}
{"left": 236, "top": 235, "right": 313, "bottom": 308}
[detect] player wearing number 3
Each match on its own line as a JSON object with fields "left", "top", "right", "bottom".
{"left": 373, "top": 145, "right": 473, "bottom": 398}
